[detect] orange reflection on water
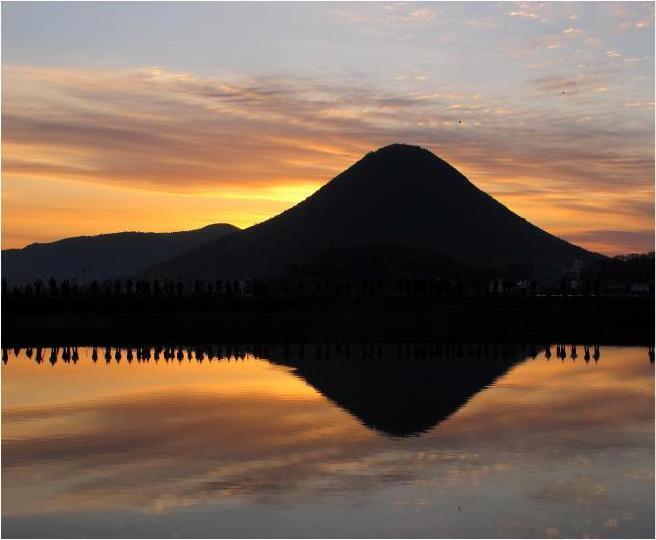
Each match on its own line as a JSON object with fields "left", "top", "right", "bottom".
{"left": 2, "top": 348, "right": 318, "bottom": 410}
{"left": 1, "top": 345, "right": 654, "bottom": 538}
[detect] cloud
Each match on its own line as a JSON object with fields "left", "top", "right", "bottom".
{"left": 531, "top": 74, "right": 599, "bottom": 93}
{"left": 2, "top": 64, "right": 653, "bottom": 253}
{"left": 333, "top": 4, "right": 437, "bottom": 27}
{"left": 611, "top": 2, "right": 654, "bottom": 31}
{"left": 534, "top": 35, "right": 562, "bottom": 49}
{"left": 465, "top": 17, "right": 499, "bottom": 30}
{"left": 4, "top": 65, "right": 651, "bottom": 190}
{"left": 529, "top": 72, "right": 616, "bottom": 98}
{"left": 564, "top": 230, "right": 654, "bottom": 255}
{"left": 408, "top": 8, "right": 436, "bottom": 21}
{"left": 624, "top": 100, "right": 654, "bottom": 108}
{"left": 508, "top": 10, "right": 538, "bottom": 20}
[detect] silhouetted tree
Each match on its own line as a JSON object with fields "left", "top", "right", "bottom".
{"left": 164, "top": 280, "right": 175, "bottom": 295}
{"left": 48, "top": 277, "right": 58, "bottom": 296}
{"left": 33, "top": 279, "right": 44, "bottom": 296}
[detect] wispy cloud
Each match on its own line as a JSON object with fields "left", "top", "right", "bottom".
{"left": 530, "top": 73, "right": 607, "bottom": 95}
{"left": 0, "top": 2, "right": 652, "bottom": 254}
{"left": 508, "top": 10, "right": 538, "bottom": 20}
{"left": 2, "top": 64, "right": 653, "bottom": 253}
{"left": 333, "top": 3, "right": 438, "bottom": 27}
{"left": 565, "top": 230, "right": 655, "bottom": 255}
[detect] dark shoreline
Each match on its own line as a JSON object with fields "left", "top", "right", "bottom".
{"left": 2, "top": 296, "right": 653, "bottom": 346}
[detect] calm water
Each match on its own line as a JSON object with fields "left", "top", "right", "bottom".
{"left": 1, "top": 343, "right": 654, "bottom": 538}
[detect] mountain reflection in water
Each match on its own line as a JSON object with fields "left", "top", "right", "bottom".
{"left": 1, "top": 343, "right": 654, "bottom": 538}
{"left": 266, "top": 343, "right": 529, "bottom": 436}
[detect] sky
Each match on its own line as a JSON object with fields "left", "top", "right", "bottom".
{"left": 1, "top": 1, "right": 654, "bottom": 255}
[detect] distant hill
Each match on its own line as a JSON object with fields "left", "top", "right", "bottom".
{"left": 2, "top": 224, "right": 239, "bottom": 284}
{"left": 148, "top": 144, "right": 600, "bottom": 281}
{"left": 583, "top": 252, "right": 655, "bottom": 283}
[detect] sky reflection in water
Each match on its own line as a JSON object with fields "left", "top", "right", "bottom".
{"left": 2, "top": 344, "right": 654, "bottom": 538}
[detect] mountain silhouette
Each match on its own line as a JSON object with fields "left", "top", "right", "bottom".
{"left": 147, "top": 144, "right": 598, "bottom": 281}
{"left": 2, "top": 223, "right": 239, "bottom": 284}
{"left": 262, "top": 342, "right": 529, "bottom": 436}
{"left": 283, "top": 243, "right": 489, "bottom": 281}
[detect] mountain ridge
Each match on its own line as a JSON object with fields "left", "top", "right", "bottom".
{"left": 2, "top": 223, "right": 239, "bottom": 284}
{"left": 6, "top": 223, "right": 234, "bottom": 252}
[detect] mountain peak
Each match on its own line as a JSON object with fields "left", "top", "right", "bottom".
{"left": 366, "top": 143, "right": 436, "bottom": 161}
{"left": 354, "top": 144, "right": 454, "bottom": 182}
{"left": 375, "top": 142, "right": 427, "bottom": 153}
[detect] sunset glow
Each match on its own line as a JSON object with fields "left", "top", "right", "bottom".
{"left": 2, "top": 2, "right": 654, "bottom": 254}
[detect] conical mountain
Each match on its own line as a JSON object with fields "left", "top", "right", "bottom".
{"left": 148, "top": 144, "right": 598, "bottom": 280}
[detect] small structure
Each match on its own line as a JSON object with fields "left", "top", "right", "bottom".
{"left": 629, "top": 282, "right": 651, "bottom": 295}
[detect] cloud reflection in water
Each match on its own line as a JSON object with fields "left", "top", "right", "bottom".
{"left": 1, "top": 345, "right": 653, "bottom": 538}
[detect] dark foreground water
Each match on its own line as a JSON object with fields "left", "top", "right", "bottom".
{"left": 2, "top": 343, "right": 654, "bottom": 538}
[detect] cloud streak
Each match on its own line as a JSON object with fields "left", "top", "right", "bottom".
{"left": 2, "top": 63, "right": 654, "bottom": 254}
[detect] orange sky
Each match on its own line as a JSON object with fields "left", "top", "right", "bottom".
{"left": 1, "top": 3, "right": 654, "bottom": 255}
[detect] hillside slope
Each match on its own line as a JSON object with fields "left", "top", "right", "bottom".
{"left": 2, "top": 223, "right": 239, "bottom": 284}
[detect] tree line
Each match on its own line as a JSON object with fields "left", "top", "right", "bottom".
{"left": 6, "top": 342, "right": 635, "bottom": 366}
{"left": 2, "top": 276, "right": 546, "bottom": 299}
{"left": 3, "top": 252, "right": 654, "bottom": 300}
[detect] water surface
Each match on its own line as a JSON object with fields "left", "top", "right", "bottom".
{"left": 2, "top": 344, "right": 654, "bottom": 538}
